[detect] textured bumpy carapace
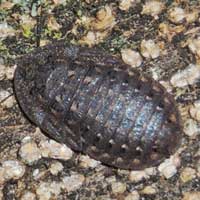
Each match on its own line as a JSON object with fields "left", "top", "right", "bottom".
{"left": 14, "top": 42, "right": 182, "bottom": 170}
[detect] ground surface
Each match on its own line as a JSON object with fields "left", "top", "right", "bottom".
{"left": 0, "top": 1, "right": 200, "bottom": 200}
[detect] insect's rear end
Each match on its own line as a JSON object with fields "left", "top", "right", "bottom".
{"left": 14, "top": 42, "right": 182, "bottom": 170}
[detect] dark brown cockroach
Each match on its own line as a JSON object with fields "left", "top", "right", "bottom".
{"left": 14, "top": 42, "right": 182, "bottom": 170}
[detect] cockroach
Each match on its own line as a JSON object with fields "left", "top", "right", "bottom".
{"left": 14, "top": 42, "right": 182, "bottom": 169}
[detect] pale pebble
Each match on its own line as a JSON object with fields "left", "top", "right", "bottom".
{"left": 21, "top": 191, "right": 36, "bottom": 200}
{"left": 188, "top": 38, "right": 200, "bottom": 57}
{"left": 2, "top": 160, "right": 26, "bottom": 181}
{"left": 105, "top": 176, "right": 117, "bottom": 184}
{"left": 91, "top": 5, "right": 116, "bottom": 31}
{"left": 33, "top": 168, "right": 47, "bottom": 180}
{"left": 189, "top": 101, "right": 200, "bottom": 122}
{"left": 119, "top": 0, "right": 137, "bottom": 11}
{"left": 49, "top": 161, "right": 64, "bottom": 175}
{"left": 141, "top": 185, "right": 158, "bottom": 194}
{"left": 180, "top": 167, "right": 196, "bottom": 183}
{"left": 125, "top": 191, "right": 140, "bottom": 200}
{"left": 39, "top": 139, "right": 73, "bottom": 160}
{"left": 170, "top": 64, "right": 200, "bottom": 87}
{"left": 0, "top": 90, "right": 10, "bottom": 102}
{"left": 5, "top": 65, "right": 16, "bottom": 80}
{"left": 62, "top": 174, "right": 85, "bottom": 192}
{"left": 168, "top": 7, "right": 185, "bottom": 24}
{"left": 36, "top": 181, "right": 62, "bottom": 200}
{"left": 32, "top": 169, "right": 40, "bottom": 179}
{"left": 19, "top": 139, "right": 41, "bottom": 164}
{"left": 121, "top": 49, "right": 143, "bottom": 67}
{"left": 144, "top": 167, "right": 157, "bottom": 176}
{"left": 1, "top": 95, "right": 16, "bottom": 108}
{"left": 141, "top": 39, "right": 160, "bottom": 59}
{"left": 111, "top": 182, "right": 126, "bottom": 194}
{"left": 79, "top": 31, "right": 108, "bottom": 47}
{"left": 182, "top": 192, "right": 200, "bottom": 200}
{"left": 158, "top": 155, "right": 180, "bottom": 179}
{"left": 79, "top": 155, "right": 100, "bottom": 168}
{"left": 183, "top": 119, "right": 199, "bottom": 138}
{"left": 129, "top": 170, "right": 149, "bottom": 182}
{"left": 0, "top": 63, "right": 16, "bottom": 81}
{"left": 142, "top": 0, "right": 165, "bottom": 19}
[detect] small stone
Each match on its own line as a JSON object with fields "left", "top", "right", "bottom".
{"left": 189, "top": 101, "right": 200, "bottom": 122}
{"left": 0, "top": 63, "right": 17, "bottom": 80}
{"left": 0, "top": 89, "right": 11, "bottom": 102}
{"left": 144, "top": 167, "right": 157, "bottom": 176}
{"left": 168, "top": 7, "right": 198, "bottom": 24}
{"left": 36, "top": 183, "right": 51, "bottom": 200}
{"left": 39, "top": 139, "right": 73, "bottom": 160}
{"left": 32, "top": 168, "right": 46, "bottom": 180}
{"left": 182, "top": 192, "right": 200, "bottom": 200}
{"left": 79, "top": 155, "right": 100, "bottom": 168}
{"left": 21, "top": 191, "right": 36, "bottom": 200}
{"left": 121, "top": 49, "right": 143, "bottom": 68}
{"left": 79, "top": 5, "right": 116, "bottom": 47}
{"left": 33, "top": 169, "right": 40, "bottom": 179}
{"left": 49, "top": 161, "right": 64, "bottom": 175}
{"left": 188, "top": 38, "right": 200, "bottom": 60}
{"left": 5, "top": 65, "right": 16, "bottom": 80}
{"left": 142, "top": 0, "right": 165, "bottom": 19}
{"left": 183, "top": 119, "right": 199, "bottom": 138}
{"left": 62, "top": 174, "right": 85, "bottom": 192}
{"left": 158, "top": 155, "right": 180, "bottom": 179}
{"left": 125, "top": 191, "right": 140, "bottom": 200}
{"left": 111, "top": 182, "right": 126, "bottom": 194}
{"left": 36, "top": 181, "right": 62, "bottom": 200}
{"left": 1, "top": 95, "right": 16, "bottom": 108}
{"left": 2, "top": 160, "right": 26, "bottom": 181}
{"left": 141, "top": 185, "right": 158, "bottom": 194}
{"left": 180, "top": 167, "right": 196, "bottom": 183}
{"left": 117, "top": 169, "right": 130, "bottom": 176}
{"left": 185, "top": 11, "right": 199, "bottom": 24}
{"left": 141, "top": 39, "right": 160, "bottom": 59}
{"left": 170, "top": 64, "right": 200, "bottom": 87}
{"left": 168, "top": 7, "right": 186, "bottom": 24}
{"left": 105, "top": 176, "right": 117, "bottom": 184}
{"left": 129, "top": 170, "right": 149, "bottom": 182}
{"left": 19, "top": 139, "right": 41, "bottom": 164}
{"left": 119, "top": 0, "right": 136, "bottom": 11}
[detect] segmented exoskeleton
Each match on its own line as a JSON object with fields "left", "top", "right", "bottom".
{"left": 14, "top": 42, "right": 182, "bottom": 169}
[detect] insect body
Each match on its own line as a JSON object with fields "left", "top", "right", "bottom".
{"left": 14, "top": 42, "right": 182, "bottom": 169}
